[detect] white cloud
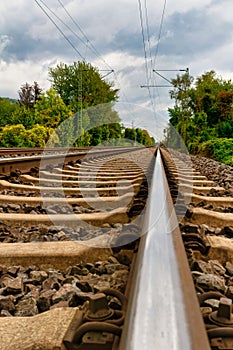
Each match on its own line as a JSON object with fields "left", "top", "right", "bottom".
{"left": 165, "top": 0, "right": 212, "bottom": 15}
{"left": 207, "top": 0, "right": 233, "bottom": 23}
{"left": 0, "top": 59, "right": 51, "bottom": 98}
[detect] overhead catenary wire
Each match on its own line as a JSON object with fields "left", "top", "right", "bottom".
{"left": 138, "top": 0, "right": 156, "bottom": 113}
{"left": 144, "top": 0, "right": 157, "bottom": 113}
{"left": 57, "top": 0, "right": 147, "bottom": 122}
{"left": 57, "top": 0, "right": 114, "bottom": 72}
{"left": 152, "top": 0, "right": 167, "bottom": 110}
{"left": 144, "top": 0, "right": 153, "bottom": 83}
{"left": 38, "top": 0, "right": 90, "bottom": 56}
{"left": 153, "top": 0, "right": 167, "bottom": 67}
{"left": 38, "top": 0, "right": 88, "bottom": 50}
{"left": 36, "top": 0, "right": 145, "bottom": 125}
{"left": 152, "top": 0, "right": 168, "bottom": 112}
{"left": 36, "top": 0, "right": 115, "bottom": 81}
{"left": 138, "top": 0, "right": 150, "bottom": 88}
{"left": 34, "top": 0, "right": 86, "bottom": 61}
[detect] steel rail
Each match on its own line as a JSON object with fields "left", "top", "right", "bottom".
{"left": 0, "top": 147, "right": 145, "bottom": 175}
{"left": 0, "top": 146, "right": 144, "bottom": 157}
{"left": 119, "top": 148, "right": 210, "bottom": 350}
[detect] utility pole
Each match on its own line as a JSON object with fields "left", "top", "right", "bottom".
{"left": 132, "top": 121, "right": 137, "bottom": 146}
{"left": 78, "top": 69, "right": 83, "bottom": 136}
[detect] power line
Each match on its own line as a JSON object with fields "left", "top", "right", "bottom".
{"left": 144, "top": 0, "right": 153, "bottom": 82}
{"left": 40, "top": 0, "right": 88, "bottom": 50}
{"left": 35, "top": 0, "right": 86, "bottom": 61}
{"left": 36, "top": 0, "right": 142, "bottom": 121}
{"left": 57, "top": 0, "right": 114, "bottom": 72}
{"left": 144, "top": 0, "right": 157, "bottom": 113}
{"left": 138, "top": 0, "right": 150, "bottom": 86}
{"left": 39, "top": 0, "right": 90, "bottom": 55}
{"left": 151, "top": 0, "right": 168, "bottom": 113}
{"left": 138, "top": 0, "right": 156, "bottom": 112}
{"left": 38, "top": 0, "right": 114, "bottom": 80}
{"left": 153, "top": 0, "right": 167, "bottom": 67}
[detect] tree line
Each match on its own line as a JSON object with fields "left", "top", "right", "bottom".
{"left": 167, "top": 70, "right": 233, "bottom": 165}
{"left": 0, "top": 61, "right": 155, "bottom": 148}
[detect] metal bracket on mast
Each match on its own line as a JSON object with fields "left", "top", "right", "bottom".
{"left": 141, "top": 68, "right": 189, "bottom": 88}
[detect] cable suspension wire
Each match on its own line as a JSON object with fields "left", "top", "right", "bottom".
{"left": 36, "top": 0, "right": 142, "bottom": 123}
{"left": 144, "top": 0, "right": 157, "bottom": 112}
{"left": 57, "top": 0, "right": 114, "bottom": 72}
{"left": 138, "top": 0, "right": 155, "bottom": 112}
{"left": 152, "top": 0, "right": 168, "bottom": 111}
{"left": 37, "top": 0, "right": 92, "bottom": 58}
{"left": 144, "top": 0, "right": 153, "bottom": 82}
{"left": 138, "top": 0, "right": 150, "bottom": 86}
{"left": 36, "top": 0, "right": 130, "bottom": 105}
{"left": 153, "top": 0, "right": 167, "bottom": 67}
{"left": 37, "top": 0, "right": 115, "bottom": 79}
{"left": 35, "top": 0, "right": 86, "bottom": 61}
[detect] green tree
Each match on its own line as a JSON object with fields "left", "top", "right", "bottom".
{"left": 34, "top": 88, "right": 71, "bottom": 128}
{"left": 26, "top": 125, "right": 52, "bottom": 147}
{"left": 49, "top": 61, "right": 119, "bottom": 112}
{"left": 167, "top": 70, "right": 233, "bottom": 163}
{"left": 48, "top": 62, "right": 120, "bottom": 145}
{"left": 141, "top": 129, "right": 154, "bottom": 146}
{"left": 169, "top": 72, "right": 194, "bottom": 143}
{"left": 0, "top": 124, "right": 55, "bottom": 147}
{"left": 124, "top": 128, "right": 136, "bottom": 143}
{"left": 0, "top": 124, "right": 27, "bottom": 147}
{"left": 192, "top": 71, "right": 233, "bottom": 127}
{"left": 11, "top": 105, "right": 35, "bottom": 129}
{"left": 0, "top": 98, "right": 20, "bottom": 128}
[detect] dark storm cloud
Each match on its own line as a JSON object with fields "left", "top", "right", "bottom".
{"left": 159, "top": 9, "right": 233, "bottom": 58}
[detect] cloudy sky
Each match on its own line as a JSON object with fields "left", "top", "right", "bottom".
{"left": 1, "top": 0, "right": 233, "bottom": 138}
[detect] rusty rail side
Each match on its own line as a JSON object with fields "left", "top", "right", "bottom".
{"left": 119, "top": 148, "right": 210, "bottom": 350}
{"left": 0, "top": 147, "right": 145, "bottom": 175}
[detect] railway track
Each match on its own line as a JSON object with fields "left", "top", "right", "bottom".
{"left": 0, "top": 146, "right": 232, "bottom": 349}
{"left": 0, "top": 147, "right": 92, "bottom": 158}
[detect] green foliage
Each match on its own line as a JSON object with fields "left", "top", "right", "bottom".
{"left": 34, "top": 88, "right": 71, "bottom": 127}
{"left": 87, "top": 103, "right": 120, "bottom": 130}
{"left": 124, "top": 127, "right": 136, "bottom": 142}
{"left": 49, "top": 61, "right": 119, "bottom": 112}
{"left": 26, "top": 125, "right": 52, "bottom": 147}
{"left": 124, "top": 127, "right": 155, "bottom": 146}
{"left": 0, "top": 61, "right": 154, "bottom": 148}
{"left": 0, "top": 98, "right": 20, "bottom": 128}
{"left": 168, "top": 70, "right": 233, "bottom": 165}
{"left": 141, "top": 129, "right": 155, "bottom": 145}
{"left": 0, "top": 124, "right": 53, "bottom": 147}
{"left": 11, "top": 105, "right": 35, "bottom": 129}
{"left": 0, "top": 125, "right": 27, "bottom": 147}
{"left": 48, "top": 61, "right": 121, "bottom": 145}
{"left": 76, "top": 132, "right": 91, "bottom": 147}
{"left": 218, "top": 120, "right": 233, "bottom": 138}
{"left": 198, "top": 138, "right": 233, "bottom": 165}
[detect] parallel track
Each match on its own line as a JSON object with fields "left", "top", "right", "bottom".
{"left": 0, "top": 146, "right": 232, "bottom": 350}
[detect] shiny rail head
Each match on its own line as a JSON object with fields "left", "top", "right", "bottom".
{"left": 119, "top": 150, "right": 210, "bottom": 350}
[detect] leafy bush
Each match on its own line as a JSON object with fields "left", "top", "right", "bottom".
{"left": 199, "top": 138, "right": 233, "bottom": 165}
{"left": 0, "top": 124, "right": 53, "bottom": 147}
